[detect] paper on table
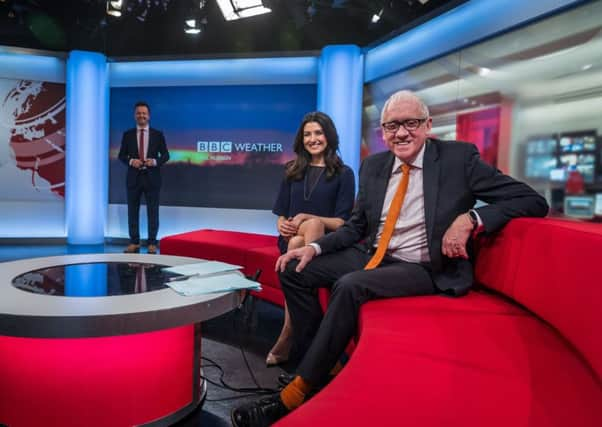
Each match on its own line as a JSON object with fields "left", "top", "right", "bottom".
{"left": 162, "top": 261, "right": 242, "bottom": 277}
{"left": 166, "top": 272, "right": 261, "bottom": 296}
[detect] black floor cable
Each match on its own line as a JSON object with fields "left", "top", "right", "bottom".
{"left": 200, "top": 269, "right": 280, "bottom": 402}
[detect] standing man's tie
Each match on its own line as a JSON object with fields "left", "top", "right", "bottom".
{"left": 135, "top": 266, "right": 147, "bottom": 293}
{"left": 365, "top": 163, "right": 411, "bottom": 270}
{"left": 138, "top": 128, "right": 145, "bottom": 162}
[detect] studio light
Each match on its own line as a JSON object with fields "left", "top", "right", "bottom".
{"left": 184, "top": 18, "right": 201, "bottom": 34}
{"left": 106, "top": 0, "right": 123, "bottom": 17}
{"left": 184, "top": 1, "right": 207, "bottom": 35}
{"left": 371, "top": 9, "right": 383, "bottom": 24}
{"left": 216, "top": 0, "right": 272, "bottom": 21}
{"left": 477, "top": 67, "right": 491, "bottom": 76}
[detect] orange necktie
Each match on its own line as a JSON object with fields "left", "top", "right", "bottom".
{"left": 365, "top": 164, "right": 411, "bottom": 270}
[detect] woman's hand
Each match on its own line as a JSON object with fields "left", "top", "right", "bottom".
{"left": 278, "top": 217, "right": 298, "bottom": 238}
{"left": 290, "top": 213, "right": 311, "bottom": 228}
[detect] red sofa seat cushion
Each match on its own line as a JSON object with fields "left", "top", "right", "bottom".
{"left": 161, "top": 229, "right": 277, "bottom": 251}
{"left": 278, "top": 291, "right": 602, "bottom": 427}
{"left": 161, "top": 229, "right": 277, "bottom": 270}
{"left": 160, "top": 229, "right": 333, "bottom": 309}
{"left": 476, "top": 218, "right": 602, "bottom": 379}
{"left": 161, "top": 229, "right": 288, "bottom": 305}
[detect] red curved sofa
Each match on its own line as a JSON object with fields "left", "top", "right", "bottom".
{"left": 160, "top": 218, "right": 602, "bottom": 426}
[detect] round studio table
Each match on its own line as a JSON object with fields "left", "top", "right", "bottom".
{"left": 0, "top": 253, "right": 242, "bottom": 427}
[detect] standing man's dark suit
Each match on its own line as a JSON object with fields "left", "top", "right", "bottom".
{"left": 118, "top": 102, "right": 169, "bottom": 253}
{"left": 231, "top": 90, "right": 549, "bottom": 427}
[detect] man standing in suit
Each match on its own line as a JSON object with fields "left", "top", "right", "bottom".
{"left": 231, "top": 90, "right": 549, "bottom": 426}
{"left": 119, "top": 101, "right": 170, "bottom": 254}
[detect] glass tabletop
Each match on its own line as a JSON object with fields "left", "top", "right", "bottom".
{"left": 12, "top": 262, "right": 181, "bottom": 297}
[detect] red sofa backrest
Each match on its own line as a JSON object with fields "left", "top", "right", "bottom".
{"left": 475, "top": 218, "right": 602, "bottom": 379}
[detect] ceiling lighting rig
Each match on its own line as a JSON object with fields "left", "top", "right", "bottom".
{"left": 216, "top": 0, "right": 272, "bottom": 21}
{"left": 184, "top": 0, "right": 208, "bottom": 34}
{"left": 106, "top": 0, "right": 172, "bottom": 22}
{"left": 106, "top": 0, "right": 123, "bottom": 17}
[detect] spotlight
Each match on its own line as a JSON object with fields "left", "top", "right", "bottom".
{"left": 184, "top": 1, "right": 207, "bottom": 35}
{"left": 184, "top": 18, "right": 202, "bottom": 34}
{"left": 216, "top": 0, "right": 272, "bottom": 21}
{"left": 106, "top": 0, "right": 123, "bottom": 17}
{"left": 371, "top": 9, "right": 383, "bottom": 24}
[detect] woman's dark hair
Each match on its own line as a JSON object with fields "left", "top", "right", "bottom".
{"left": 285, "top": 111, "right": 344, "bottom": 180}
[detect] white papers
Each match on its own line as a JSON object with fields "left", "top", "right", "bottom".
{"left": 163, "top": 261, "right": 242, "bottom": 276}
{"left": 166, "top": 272, "right": 261, "bottom": 296}
{"left": 163, "top": 261, "right": 261, "bottom": 296}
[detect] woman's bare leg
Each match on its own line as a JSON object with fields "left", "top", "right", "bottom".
{"left": 298, "top": 217, "right": 325, "bottom": 244}
{"left": 267, "top": 222, "right": 324, "bottom": 366}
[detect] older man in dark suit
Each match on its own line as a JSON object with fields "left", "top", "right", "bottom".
{"left": 232, "top": 90, "right": 548, "bottom": 426}
{"left": 118, "top": 101, "right": 170, "bottom": 254}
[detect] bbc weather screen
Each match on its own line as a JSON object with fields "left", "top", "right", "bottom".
{"left": 109, "top": 84, "right": 316, "bottom": 209}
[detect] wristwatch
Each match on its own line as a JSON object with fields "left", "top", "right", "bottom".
{"left": 468, "top": 209, "right": 479, "bottom": 230}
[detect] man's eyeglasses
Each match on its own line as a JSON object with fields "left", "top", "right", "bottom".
{"left": 381, "top": 118, "right": 427, "bottom": 133}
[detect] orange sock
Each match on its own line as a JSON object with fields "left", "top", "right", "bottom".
{"left": 279, "top": 376, "right": 312, "bottom": 411}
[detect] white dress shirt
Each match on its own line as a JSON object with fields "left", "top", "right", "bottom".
{"left": 310, "top": 143, "right": 483, "bottom": 260}
{"left": 375, "top": 144, "right": 430, "bottom": 263}
{"left": 130, "top": 126, "right": 156, "bottom": 167}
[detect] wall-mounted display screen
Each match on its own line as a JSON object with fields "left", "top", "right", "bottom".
{"left": 526, "top": 137, "right": 557, "bottom": 155}
{"left": 524, "top": 132, "right": 598, "bottom": 184}
{"left": 559, "top": 154, "right": 596, "bottom": 183}
{"left": 559, "top": 134, "right": 597, "bottom": 152}
{"left": 525, "top": 135, "right": 558, "bottom": 179}
{"left": 526, "top": 154, "right": 557, "bottom": 179}
{"left": 564, "top": 196, "right": 595, "bottom": 219}
{"left": 109, "top": 84, "right": 316, "bottom": 210}
{"left": 595, "top": 193, "right": 602, "bottom": 216}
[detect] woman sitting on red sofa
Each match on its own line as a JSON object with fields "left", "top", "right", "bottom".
{"left": 267, "top": 111, "right": 355, "bottom": 366}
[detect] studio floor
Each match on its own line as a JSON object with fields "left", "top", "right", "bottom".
{"left": 0, "top": 242, "right": 289, "bottom": 427}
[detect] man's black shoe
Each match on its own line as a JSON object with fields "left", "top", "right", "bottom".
{"left": 231, "top": 394, "right": 289, "bottom": 427}
{"left": 277, "top": 373, "right": 295, "bottom": 388}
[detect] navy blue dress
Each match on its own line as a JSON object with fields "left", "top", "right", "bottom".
{"left": 272, "top": 165, "right": 355, "bottom": 254}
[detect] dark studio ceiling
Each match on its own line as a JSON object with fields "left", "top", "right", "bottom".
{"left": 0, "top": 0, "right": 466, "bottom": 58}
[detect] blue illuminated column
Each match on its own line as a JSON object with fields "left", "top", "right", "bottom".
{"left": 65, "top": 263, "right": 108, "bottom": 296}
{"left": 66, "top": 51, "right": 109, "bottom": 244}
{"left": 317, "top": 45, "right": 363, "bottom": 187}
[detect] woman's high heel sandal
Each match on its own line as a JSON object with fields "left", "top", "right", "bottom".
{"left": 266, "top": 351, "right": 289, "bottom": 366}
{"left": 266, "top": 334, "right": 292, "bottom": 366}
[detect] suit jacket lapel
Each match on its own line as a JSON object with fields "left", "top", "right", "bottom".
{"left": 370, "top": 152, "right": 396, "bottom": 228}
{"left": 423, "top": 140, "right": 440, "bottom": 246}
{"left": 146, "top": 129, "right": 155, "bottom": 156}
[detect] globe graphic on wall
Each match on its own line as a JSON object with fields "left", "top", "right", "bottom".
{"left": 2, "top": 80, "right": 66, "bottom": 197}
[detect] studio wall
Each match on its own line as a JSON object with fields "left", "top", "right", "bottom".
{"left": 0, "top": 0, "right": 587, "bottom": 240}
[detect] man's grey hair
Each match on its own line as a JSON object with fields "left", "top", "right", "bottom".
{"left": 380, "top": 90, "right": 430, "bottom": 124}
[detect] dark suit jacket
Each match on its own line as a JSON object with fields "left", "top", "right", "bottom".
{"left": 316, "top": 138, "right": 549, "bottom": 296}
{"left": 118, "top": 127, "right": 170, "bottom": 189}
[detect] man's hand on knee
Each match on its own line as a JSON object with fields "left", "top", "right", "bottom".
{"left": 275, "top": 245, "right": 317, "bottom": 273}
